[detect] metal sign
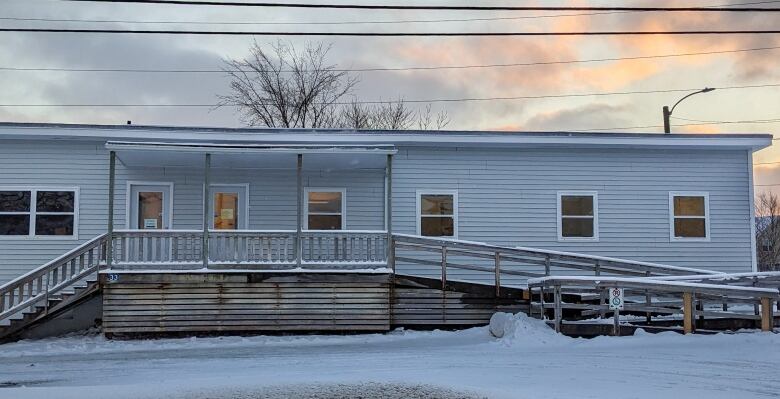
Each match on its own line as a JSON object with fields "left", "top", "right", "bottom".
{"left": 608, "top": 287, "right": 624, "bottom": 310}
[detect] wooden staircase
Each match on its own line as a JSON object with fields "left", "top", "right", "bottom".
{"left": 0, "top": 278, "right": 100, "bottom": 342}
{"left": 0, "top": 234, "right": 108, "bottom": 342}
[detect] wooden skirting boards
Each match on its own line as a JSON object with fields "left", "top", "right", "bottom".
{"left": 101, "top": 272, "right": 392, "bottom": 335}
{"left": 100, "top": 271, "right": 531, "bottom": 336}
{"left": 392, "top": 274, "right": 529, "bottom": 328}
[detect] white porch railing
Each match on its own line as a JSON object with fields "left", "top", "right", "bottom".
{"left": 301, "top": 230, "right": 388, "bottom": 266}
{"left": 111, "top": 230, "right": 388, "bottom": 268}
{"left": 209, "top": 230, "right": 296, "bottom": 265}
{"left": 112, "top": 230, "right": 203, "bottom": 266}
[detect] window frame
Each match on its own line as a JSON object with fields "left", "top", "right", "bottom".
{"left": 207, "top": 183, "right": 250, "bottom": 230}
{"left": 557, "top": 191, "right": 599, "bottom": 242}
{"left": 303, "top": 187, "right": 347, "bottom": 231}
{"left": 669, "top": 191, "right": 710, "bottom": 242}
{"left": 0, "top": 186, "right": 79, "bottom": 240}
{"left": 125, "top": 181, "right": 174, "bottom": 230}
{"left": 416, "top": 190, "right": 459, "bottom": 238}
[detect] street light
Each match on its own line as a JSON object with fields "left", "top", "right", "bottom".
{"left": 663, "top": 87, "right": 715, "bottom": 134}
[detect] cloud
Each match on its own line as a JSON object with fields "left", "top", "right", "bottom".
{"left": 0, "top": 30, "right": 237, "bottom": 126}
{"left": 518, "top": 102, "right": 634, "bottom": 131}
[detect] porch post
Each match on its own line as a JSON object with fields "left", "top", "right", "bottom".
{"left": 106, "top": 150, "right": 116, "bottom": 269}
{"left": 296, "top": 154, "right": 303, "bottom": 267}
{"left": 385, "top": 154, "right": 393, "bottom": 271}
{"left": 202, "top": 153, "right": 211, "bottom": 269}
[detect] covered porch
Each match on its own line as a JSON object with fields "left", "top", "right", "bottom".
{"left": 104, "top": 141, "right": 395, "bottom": 271}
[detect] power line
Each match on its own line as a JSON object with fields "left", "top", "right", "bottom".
{"left": 0, "top": 13, "right": 626, "bottom": 26}
{"left": 574, "top": 119, "right": 780, "bottom": 132}
{"left": 672, "top": 116, "right": 780, "bottom": 124}
{"left": 4, "top": 28, "right": 780, "bottom": 36}
{"left": 64, "top": 1, "right": 780, "bottom": 12}
{"left": 9, "top": 1, "right": 777, "bottom": 26}
{"left": 3, "top": 45, "right": 779, "bottom": 74}
{"left": 0, "top": 82, "right": 778, "bottom": 107}
{"left": 0, "top": 12, "right": 633, "bottom": 26}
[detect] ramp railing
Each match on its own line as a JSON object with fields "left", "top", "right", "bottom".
{"left": 528, "top": 276, "right": 779, "bottom": 335}
{"left": 392, "top": 234, "right": 719, "bottom": 295}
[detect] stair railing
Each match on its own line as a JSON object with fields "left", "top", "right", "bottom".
{"left": 0, "top": 233, "right": 108, "bottom": 322}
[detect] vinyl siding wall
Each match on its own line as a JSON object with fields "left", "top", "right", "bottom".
{"left": 0, "top": 140, "right": 754, "bottom": 283}
{"left": 392, "top": 147, "right": 754, "bottom": 281}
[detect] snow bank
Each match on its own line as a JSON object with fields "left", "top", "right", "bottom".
{"left": 488, "top": 312, "right": 569, "bottom": 346}
{"left": 0, "top": 326, "right": 489, "bottom": 358}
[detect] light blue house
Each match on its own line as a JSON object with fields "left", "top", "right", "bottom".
{"left": 0, "top": 122, "right": 771, "bottom": 337}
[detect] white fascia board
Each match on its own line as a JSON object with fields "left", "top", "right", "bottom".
{"left": 0, "top": 124, "right": 772, "bottom": 152}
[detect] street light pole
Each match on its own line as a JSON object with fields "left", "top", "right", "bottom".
{"left": 663, "top": 87, "right": 715, "bottom": 134}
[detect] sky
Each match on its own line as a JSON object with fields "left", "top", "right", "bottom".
{"left": 1, "top": 0, "right": 780, "bottom": 191}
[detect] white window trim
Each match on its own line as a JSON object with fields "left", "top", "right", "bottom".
{"left": 669, "top": 191, "right": 710, "bottom": 242}
{"left": 206, "top": 183, "right": 250, "bottom": 229}
{"left": 416, "top": 190, "right": 459, "bottom": 238}
{"left": 557, "top": 191, "right": 599, "bottom": 242}
{"left": 125, "top": 181, "right": 174, "bottom": 230}
{"left": 0, "top": 186, "right": 80, "bottom": 240}
{"left": 303, "top": 187, "right": 346, "bottom": 231}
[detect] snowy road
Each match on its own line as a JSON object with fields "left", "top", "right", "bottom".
{"left": 0, "top": 315, "right": 778, "bottom": 399}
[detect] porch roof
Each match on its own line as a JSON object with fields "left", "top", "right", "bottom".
{"left": 106, "top": 141, "right": 396, "bottom": 169}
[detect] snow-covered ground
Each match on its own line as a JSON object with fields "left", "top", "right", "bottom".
{"left": 0, "top": 314, "right": 778, "bottom": 399}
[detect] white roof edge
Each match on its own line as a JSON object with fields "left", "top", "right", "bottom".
{"left": 0, "top": 123, "right": 772, "bottom": 151}
{"left": 105, "top": 141, "right": 398, "bottom": 155}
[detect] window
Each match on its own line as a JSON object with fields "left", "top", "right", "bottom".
{"left": 0, "top": 188, "right": 78, "bottom": 238}
{"left": 670, "top": 192, "right": 709, "bottom": 241}
{"left": 557, "top": 192, "right": 598, "bottom": 241}
{"left": 305, "top": 188, "right": 345, "bottom": 230}
{"left": 417, "top": 191, "right": 457, "bottom": 237}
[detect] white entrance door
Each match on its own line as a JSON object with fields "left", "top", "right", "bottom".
{"left": 129, "top": 184, "right": 172, "bottom": 229}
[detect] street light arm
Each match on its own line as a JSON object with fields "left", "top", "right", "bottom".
{"left": 669, "top": 87, "right": 715, "bottom": 115}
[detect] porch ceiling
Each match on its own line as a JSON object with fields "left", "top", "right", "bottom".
{"left": 106, "top": 141, "right": 396, "bottom": 169}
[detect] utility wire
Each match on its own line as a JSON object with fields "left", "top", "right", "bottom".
{"left": 0, "top": 12, "right": 629, "bottom": 26}
{"left": 573, "top": 119, "right": 780, "bottom": 132}
{"left": 0, "top": 83, "right": 778, "bottom": 107}
{"left": 672, "top": 116, "right": 780, "bottom": 124}
{"left": 9, "top": 1, "right": 777, "bottom": 26}
{"left": 64, "top": 1, "right": 780, "bottom": 12}
{"left": 4, "top": 28, "right": 780, "bottom": 36}
{"left": 2, "top": 45, "right": 779, "bottom": 74}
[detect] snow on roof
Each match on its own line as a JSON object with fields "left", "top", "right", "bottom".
{"left": 0, "top": 122, "right": 771, "bottom": 151}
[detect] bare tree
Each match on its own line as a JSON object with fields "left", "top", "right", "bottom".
{"left": 339, "top": 100, "right": 374, "bottom": 129}
{"left": 372, "top": 99, "right": 415, "bottom": 130}
{"left": 417, "top": 104, "right": 451, "bottom": 130}
{"left": 755, "top": 192, "right": 780, "bottom": 271}
{"left": 219, "top": 40, "right": 357, "bottom": 128}
{"left": 220, "top": 41, "right": 450, "bottom": 130}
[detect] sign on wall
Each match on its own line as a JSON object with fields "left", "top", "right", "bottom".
{"left": 609, "top": 287, "right": 624, "bottom": 310}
